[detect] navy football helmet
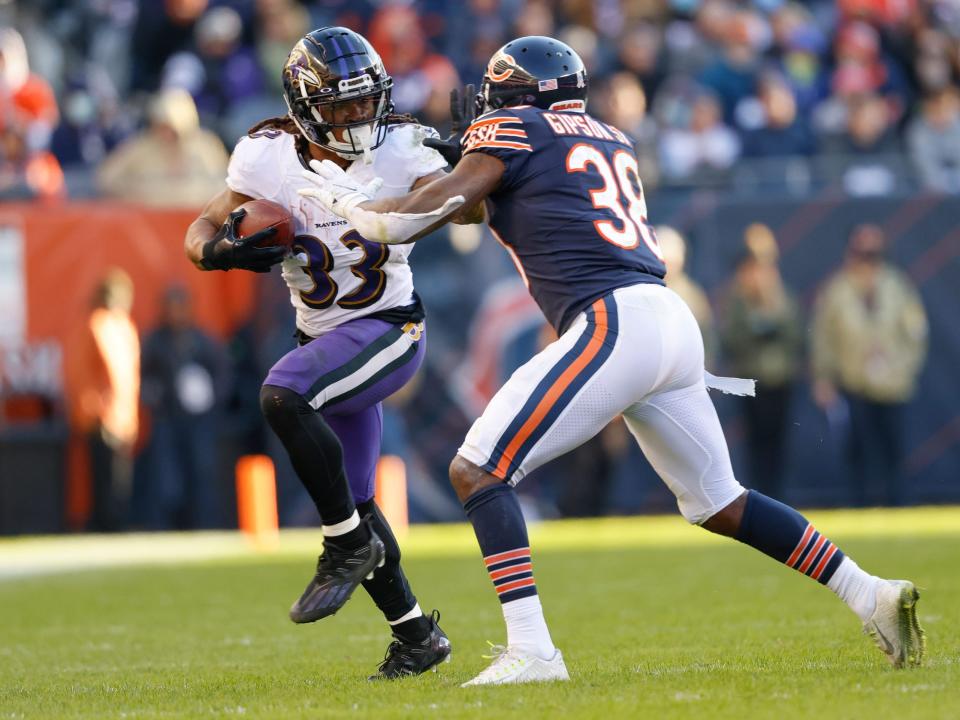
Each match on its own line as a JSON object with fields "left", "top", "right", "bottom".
{"left": 282, "top": 27, "right": 393, "bottom": 159}
{"left": 477, "top": 36, "right": 588, "bottom": 115}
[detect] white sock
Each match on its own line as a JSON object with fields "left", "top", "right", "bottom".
{"left": 502, "top": 595, "right": 556, "bottom": 660}
{"left": 826, "top": 556, "right": 881, "bottom": 622}
{"left": 322, "top": 511, "right": 360, "bottom": 537}
{"left": 388, "top": 604, "right": 423, "bottom": 626}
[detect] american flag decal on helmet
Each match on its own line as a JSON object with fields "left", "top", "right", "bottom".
{"left": 538, "top": 79, "right": 558, "bottom": 91}
{"left": 463, "top": 116, "right": 533, "bottom": 153}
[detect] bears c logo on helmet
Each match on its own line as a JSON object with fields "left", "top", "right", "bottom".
{"left": 486, "top": 51, "right": 517, "bottom": 82}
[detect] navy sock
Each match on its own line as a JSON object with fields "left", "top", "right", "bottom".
{"left": 463, "top": 484, "right": 538, "bottom": 603}
{"left": 735, "top": 490, "right": 845, "bottom": 584}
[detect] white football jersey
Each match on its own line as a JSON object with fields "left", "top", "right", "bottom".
{"left": 226, "top": 123, "right": 447, "bottom": 337}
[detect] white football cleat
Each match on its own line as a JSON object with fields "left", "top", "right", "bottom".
{"left": 863, "top": 579, "right": 926, "bottom": 668}
{"left": 461, "top": 645, "right": 569, "bottom": 687}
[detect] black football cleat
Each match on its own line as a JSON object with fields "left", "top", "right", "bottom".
{"left": 369, "top": 610, "right": 452, "bottom": 680}
{"left": 289, "top": 527, "right": 386, "bottom": 624}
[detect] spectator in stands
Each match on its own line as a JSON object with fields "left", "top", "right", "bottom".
{"left": 739, "top": 71, "right": 816, "bottom": 158}
{"left": 659, "top": 0, "right": 717, "bottom": 76}
{"left": 658, "top": 83, "right": 741, "bottom": 185}
{"left": 513, "top": 0, "right": 555, "bottom": 42}
{"left": 50, "top": 74, "right": 133, "bottom": 172}
{"left": 829, "top": 91, "right": 902, "bottom": 194}
{"left": 838, "top": 0, "right": 916, "bottom": 29}
{"left": 657, "top": 225, "right": 716, "bottom": 364}
{"left": 255, "top": 0, "right": 311, "bottom": 98}
{"left": 166, "top": 5, "right": 265, "bottom": 138}
{"left": 811, "top": 224, "right": 928, "bottom": 507}
{"left": 811, "top": 20, "right": 910, "bottom": 157}
{"left": 419, "top": 56, "right": 462, "bottom": 138}
{"left": 96, "top": 87, "right": 228, "bottom": 206}
{"left": 138, "top": 285, "right": 227, "bottom": 529}
{"left": 696, "top": 7, "right": 765, "bottom": 125}
{"left": 832, "top": 21, "right": 912, "bottom": 122}
{"left": 130, "top": 0, "right": 208, "bottom": 93}
{"left": 0, "top": 27, "right": 63, "bottom": 199}
{"left": 614, "top": 23, "right": 667, "bottom": 104}
{"left": 906, "top": 87, "right": 960, "bottom": 193}
{"left": 593, "top": 71, "right": 659, "bottom": 188}
{"left": 0, "top": 28, "right": 58, "bottom": 147}
{"left": 442, "top": 0, "right": 509, "bottom": 81}
{"left": 842, "top": 93, "right": 901, "bottom": 163}
{"left": 368, "top": 5, "right": 444, "bottom": 115}
{"left": 767, "top": 3, "right": 829, "bottom": 116}
{"left": 63, "top": 268, "right": 140, "bottom": 532}
{"left": 720, "top": 224, "right": 803, "bottom": 498}
{"left": 910, "top": 27, "right": 956, "bottom": 97}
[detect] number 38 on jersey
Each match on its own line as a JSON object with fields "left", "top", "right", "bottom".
{"left": 565, "top": 143, "right": 662, "bottom": 259}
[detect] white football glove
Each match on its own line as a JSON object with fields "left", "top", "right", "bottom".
{"left": 298, "top": 159, "right": 384, "bottom": 217}
{"left": 280, "top": 252, "right": 314, "bottom": 292}
{"left": 298, "top": 157, "right": 466, "bottom": 245}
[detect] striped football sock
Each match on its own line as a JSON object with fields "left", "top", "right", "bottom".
{"left": 735, "top": 491, "right": 846, "bottom": 584}
{"left": 464, "top": 484, "right": 556, "bottom": 659}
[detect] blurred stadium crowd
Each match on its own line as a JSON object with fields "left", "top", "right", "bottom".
{"left": 0, "top": 0, "right": 955, "bottom": 533}
{"left": 4, "top": 0, "right": 960, "bottom": 200}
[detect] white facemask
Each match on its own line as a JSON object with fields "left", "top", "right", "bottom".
{"left": 325, "top": 122, "right": 376, "bottom": 164}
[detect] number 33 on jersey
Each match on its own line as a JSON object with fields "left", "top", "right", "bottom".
{"left": 462, "top": 105, "right": 667, "bottom": 335}
{"left": 226, "top": 123, "right": 447, "bottom": 337}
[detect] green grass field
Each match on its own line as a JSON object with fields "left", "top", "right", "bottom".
{"left": 2, "top": 507, "right": 958, "bottom": 719}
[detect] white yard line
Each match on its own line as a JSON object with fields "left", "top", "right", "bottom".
{"left": 0, "top": 532, "right": 258, "bottom": 581}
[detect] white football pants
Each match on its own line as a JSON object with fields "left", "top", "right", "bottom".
{"left": 458, "top": 283, "right": 745, "bottom": 524}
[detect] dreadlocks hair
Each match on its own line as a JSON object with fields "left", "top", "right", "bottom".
{"left": 245, "top": 115, "right": 311, "bottom": 157}
{"left": 246, "top": 112, "right": 423, "bottom": 140}
{"left": 385, "top": 112, "right": 420, "bottom": 126}
{"left": 246, "top": 115, "right": 299, "bottom": 136}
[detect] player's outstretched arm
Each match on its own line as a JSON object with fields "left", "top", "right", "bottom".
{"left": 411, "top": 170, "right": 486, "bottom": 225}
{"left": 299, "top": 152, "right": 503, "bottom": 244}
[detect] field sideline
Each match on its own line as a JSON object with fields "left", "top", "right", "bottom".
{"left": 1, "top": 507, "right": 957, "bottom": 719}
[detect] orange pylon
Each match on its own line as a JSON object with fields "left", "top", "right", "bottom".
{"left": 375, "top": 455, "right": 408, "bottom": 537}
{"left": 236, "top": 454, "right": 279, "bottom": 550}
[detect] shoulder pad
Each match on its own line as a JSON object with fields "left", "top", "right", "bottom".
{"left": 227, "top": 132, "right": 292, "bottom": 198}
{"left": 464, "top": 111, "right": 533, "bottom": 154}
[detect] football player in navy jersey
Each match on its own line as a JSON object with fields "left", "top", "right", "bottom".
{"left": 184, "top": 27, "right": 476, "bottom": 679}
{"left": 301, "top": 36, "right": 925, "bottom": 685}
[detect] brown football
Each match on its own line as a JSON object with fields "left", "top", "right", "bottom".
{"left": 235, "top": 199, "right": 296, "bottom": 248}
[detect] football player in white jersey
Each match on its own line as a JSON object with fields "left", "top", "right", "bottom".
{"left": 185, "top": 26, "right": 480, "bottom": 679}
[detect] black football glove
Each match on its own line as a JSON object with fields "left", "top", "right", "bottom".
{"left": 200, "top": 208, "right": 285, "bottom": 273}
{"left": 423, "top": 83, "right": 476, "bottom": 168}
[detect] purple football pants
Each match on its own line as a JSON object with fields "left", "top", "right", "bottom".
{"left": 263, "top": 317, "right": 425, "bottom": 503}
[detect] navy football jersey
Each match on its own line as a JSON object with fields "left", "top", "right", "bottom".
{"left": 463, "top": 105, "right": 666, "bottom": 333}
